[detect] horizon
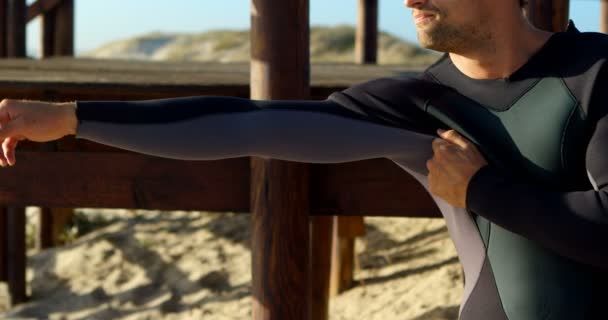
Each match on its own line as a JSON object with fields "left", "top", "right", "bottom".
{"left": 24, "top": 1, "right": 601, "bottom": 55}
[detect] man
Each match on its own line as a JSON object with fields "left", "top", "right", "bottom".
{"left": 0, "top": 0, "right": 606, "bottom": 318}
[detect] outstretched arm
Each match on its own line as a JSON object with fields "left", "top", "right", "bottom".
{"left": 73, "top": 96, "right": 434, "bottom": 166}
{"left": 0, "top": 79, "right": 443, "bottom": 175}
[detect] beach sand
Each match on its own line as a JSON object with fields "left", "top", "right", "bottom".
{"left": 1, "top": 209, "right": 462, "bottom": 320}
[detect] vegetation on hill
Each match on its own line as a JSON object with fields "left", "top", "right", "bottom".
{"left": 84, "top": 25, "right": 439, "bottom": 66}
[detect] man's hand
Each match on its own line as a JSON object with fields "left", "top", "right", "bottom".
{"left": 426, "top": 129, "right": 488, "bottom": 208}
{"left": 0, "top": 99, "right": 77, "bottom": 167}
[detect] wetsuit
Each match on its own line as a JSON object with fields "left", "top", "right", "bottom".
{"left": 75, "top": 23, "right": 608, "bottom": 319}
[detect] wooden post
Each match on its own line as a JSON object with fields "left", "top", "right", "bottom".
{"left": 330, "top": 216, "right": 366, "bottom": 295}
{"left": 38, "top": 208, "right": 54, "bottom": 248}
{"left": 526, "top": 0, "right": 570, "bottom": 32}
{"left": 6, "top": 0, "right": 26, "bottom": 57}
{"left": 38, "top": 208, "right": 73, "bottom": 249}
{"left": 250, "top": 1, "right": 311, "bottom": 320}
{"left": 0, "top": 1, "right": 6, "bottom": 302}
{"left": 2, "top": 1, "right": 26, "bottom": 305}
{"left": 0, "top": 0, "right": 7, "bottom": 57}
{"left": 0, "top": 209, "right": 6, "bottom": 284}
{"left": 5, "top": 207, "right": 26, "bottom": 305}
{"left": 355, "top": 0, "right": 378, "bottom": 64}
{"left": 602, "top": 0, "right": 608, "bottom": 34}
{"left": 310, "top": 216, "right": 333, "bottom": 320}
{"left": 39, "top": 142, "right": 75, "bottom": 249}
{"left": 41, "top": 0, "right": 74, "bottom": 57}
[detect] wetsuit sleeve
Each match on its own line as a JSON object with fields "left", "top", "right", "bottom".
{"left": 465, "top": 72, "right": 608, "bottom": 267}
{"left": 75, "top": 90, "right": 434, "bottom": 172}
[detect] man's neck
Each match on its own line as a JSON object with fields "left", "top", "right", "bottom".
{"left": 448, "top": 19, "right": 553, "bottom": 80}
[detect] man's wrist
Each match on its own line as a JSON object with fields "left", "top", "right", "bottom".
{"left": 58, "top": 102, "right": 77, "bottom": 136}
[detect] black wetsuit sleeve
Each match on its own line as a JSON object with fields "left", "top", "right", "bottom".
{"left": 74, "top": 93, "right": 435, "bottom": 173}
{"left": 465, "top": 73, "right": 608, "bottom": 267}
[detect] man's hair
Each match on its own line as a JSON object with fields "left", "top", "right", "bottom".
{"left": 519, "top": 0, "right": 527, "bottom": 7}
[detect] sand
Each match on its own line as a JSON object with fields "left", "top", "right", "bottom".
{"left": 0, "top": 209, "right": 462, "bottom": 320}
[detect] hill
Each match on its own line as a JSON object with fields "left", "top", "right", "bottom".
{"left": 83, "top": 25, "right": 439, "bottom": 66}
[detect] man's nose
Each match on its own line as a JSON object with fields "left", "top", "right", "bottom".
{"left": 404, "top": 0, "right": 427, "bottom": 9}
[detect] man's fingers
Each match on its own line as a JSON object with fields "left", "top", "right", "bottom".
{"left": 432, "top": 137, "right": 461, "bottom": 161}
{"left": 432, "top": 137, "right": 452, "bottom": 152}
{"left": 437, "top": 129, "right": 468, "bottom": 148}
{"left": 0, "top": 138, "right": 11, "bottom": 167}
{"left": 2, "top": 137, "right": 18, "bottom": 166}
{"left": 437, "top": 129, "right": 483, "bottom": 153}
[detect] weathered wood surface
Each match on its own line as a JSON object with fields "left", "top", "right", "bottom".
{"left": 250, "top": 1, "right": 312, "bottom": 319}
{"left": 41, "top": 0, "right": 74, "bottom": 57}
{"left": 310, "top": 216, "right": 334, "bottom": 320}
{"left": 6, "top": 0, "right": 26, "bottom": 57}
{"left": 5, "top": 207, "right": 26, "bottom": 304}
{"left": 330, "top": 216, "right": 365, "bottom": 295}
{"left": 27, "top": 0, "right": 64, "bottom": 23}
{"left": 330, "top": 234, "right": 357, "bottom": 296}
{"left": 0, "top": 0, "right": 7, "bottom": 57}
{"left": 38, "top": 207, "right": 73, "bottom": 249}
{"left": 355, "top": 0, "right": 378, "bottom": 64}
{"left": 2, "top": 0, "right": 28, "bottom": 307}
{"left": 0, "top": 58, "right": 421, "bottom": 100}
{"left": 0, "top": 152, "right": 251, "bottom": 211}
{"left": 311, "top": 159, "right": 439, "bottom": 217}
{"left": 0, "top": 153, "right": 440, "bottom": 216}
{"left": 527, "top": 0, "right": 570, "bottom": 32}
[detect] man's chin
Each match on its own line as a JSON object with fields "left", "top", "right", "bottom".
{"left": 417, "top": 37, "right": 447, "bottom": 53}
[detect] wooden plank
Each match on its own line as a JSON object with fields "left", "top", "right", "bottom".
{"left": 0, "top": 152, "right": 250, "bottom": 211}
{"left": 0, "top": 81, "right": 253, "bottom": 101}
{"left": 6, "top": 207, "right": 26, "bottom": 305}
{"left": 310, "top": 216, "right": 333, "bottom": 320}
{"left": 311, "top": 159, "right": 441, "bottom": 217}
{"left": 250, "top": 1, "right": 311, "bottom": 320}
{"left": 0, "top": 152, "right": 438, "bottom": 217}
{"left": 27, "top": 0, "right": 63, "bottom": 23}
{"left": 0, "top": 58, "right": 421, "bottom": 88}
{"left": 36, "top": 139, "right": 73, "bottom": 250}
{"left": 355, "top": 0, "right": 378, "bottom": 64}
{"left": 0, "top": 58, "right": 421, "bottom": 100}
{"left": 527, "top": 0, "right": 570, "bottom": 32}
{"left": 0, "top": 0, "right": 7, "bottom": 57}
{"left": 6, "top": 0, "right": 26, "bottom": 57}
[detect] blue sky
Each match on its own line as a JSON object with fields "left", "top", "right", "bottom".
{"left": 25, "top": 0, "right": 601, "bottom": 54}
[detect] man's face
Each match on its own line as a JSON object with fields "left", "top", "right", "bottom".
{"left": 404, "top": 0, "right": 493, "bottom": 53}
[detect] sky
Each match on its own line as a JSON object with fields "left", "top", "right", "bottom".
{"left": 25, "top": 0, "right": 602, "bottom": 55}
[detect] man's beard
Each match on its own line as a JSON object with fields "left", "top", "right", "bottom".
{"left": 417, "top": 19, "right": 492, "bottom": 54}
